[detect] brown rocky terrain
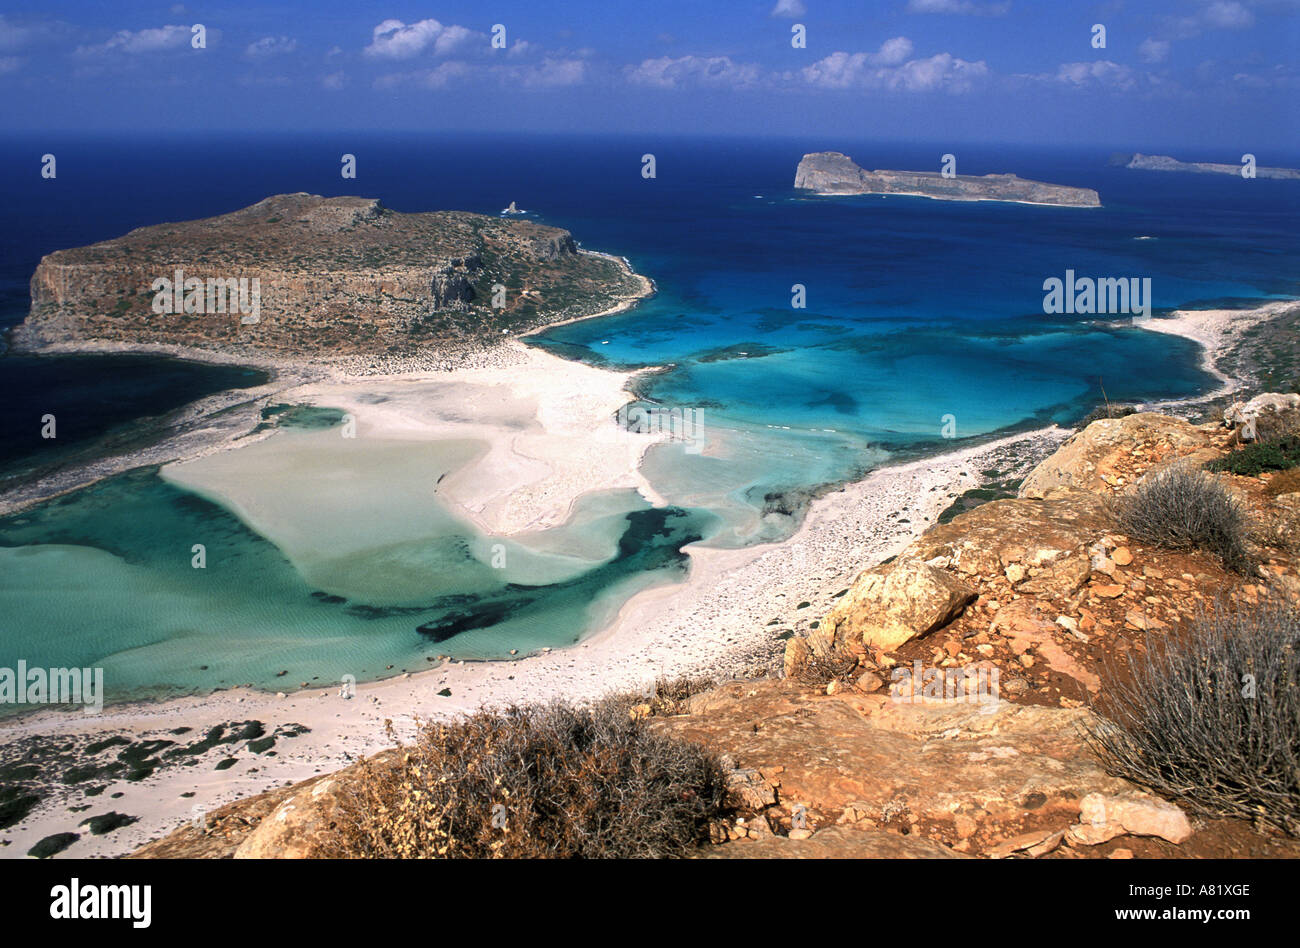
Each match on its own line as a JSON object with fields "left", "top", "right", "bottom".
{"left": 794, "top": 152, "right": 1101, "bottom": 206}
{"left": 130, "top": 405, "right": 1300, "bottom": 860}
{"left": 15, "top": 193, "right": 647, "bottom": 357}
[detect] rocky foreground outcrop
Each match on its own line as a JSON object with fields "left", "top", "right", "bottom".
{"left": 17, "top": 193, "right": 646, "bottom": 357}
{"left": 794, "top": 152, "right": 1101, "bottom": 206}
{"left": 132, "top": 405, "right": 1300, "bottom": 859}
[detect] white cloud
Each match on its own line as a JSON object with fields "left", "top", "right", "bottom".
{"left": 1204, "top": 1, "right": 1255, "bottom": 30}
{"left": 321, "top": 71, "right": 345, "bottom": 90}
{"left": 1230, "top": 64, "right": 1299, "bottom": 90}
{"left": 364, "top": 18, "right": 479, "bottom": 60}
{"left": 421, "top": 61, "right": 471, "bottom": 87}
{"left": 517, "top": 57, "right": 586, "bottom": 87}
{"left": 0, "top": 14, "right": 40, "bottom": 51}
{"left": 906, "top": 0, "right": 1011, "bottom": 15}
{"left": 0, "top": 55, "right": 21, "bottom": 74}
{"left": 1053, "top": 60, "right": 1136, "bottom": 90}
{"left": 771, "top": 0, "right": 807, "bottom": 17}
{"left": 1138, "top": 38, "right": 1170, "bottom": 63}
{"left": 1166, "top": 2, "right": 1258, "bottom": 42}
{"left": 246, "top": 36, "right": 297, "bottom": 58}
{"left": 375, "top": 56, "right": 585, "bottom": 91}
{"left": 625, "top": 55, "right": 762, "bottom": 89}
{"left": 434, "top": 25, "right": 475, "bottom": 56}
{"left": 891, "top": 52, "right": 988, "bottom": 90}
{"left": 802, "top": 39, "right": 986, "bottom": 92}
{"left": 77, "top": 24, "right": 192, "bottom": 56}
{"left": 875, "top": 36, "right": 915, "bottom": 65}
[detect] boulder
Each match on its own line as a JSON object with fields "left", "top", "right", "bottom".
{"left": 1224, "top": 392, "right": 1300, "bottom": 442}
{"left": 1019, "top": 413, "right": 1210, "bottom": 499}
{"left": 1067, "top": 792, "right": 1192, "bottom": 845}
{"left": 821, "top": 558, "right": 975, "bottom": 653}
{"left": 907, "top": 493, "right": 1108, "bottom": 582}
{"left": 232, "top": 749, "right": 400, "bottom": 859}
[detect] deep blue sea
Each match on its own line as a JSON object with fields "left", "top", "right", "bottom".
{"left": 1, "top": 134, "right": 1297, "bottom": 704}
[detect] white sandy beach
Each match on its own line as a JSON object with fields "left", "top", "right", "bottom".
{"left": 0, "top": 297, "right": 1290, "bottom": 858}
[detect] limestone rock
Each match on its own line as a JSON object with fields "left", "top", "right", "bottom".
{"left": 907, "top": 493, "right": 1108, "bottom": 580}
{"left": 232, "top": 749, "right": 400, "bottom": 859}
{"left": 1068, "top": 792, "right": 1192, "bottom": 845}
{"left": 1224, "top": 392, "right": 1300, "bottom": 441}
{"left": 656, "top": 680, "right": 1136, "bottom": 843}
{"left": 822, "top": 558, "right": 975, "bottom": 653}
{"left": 725, "top": 769, "right": 778, "bottom": 810}
{"left": 706, "top": 823, "right": 969, "bottom": 859}
{"left": 1018, "top": 414, "right": 1210, "bottom": 499}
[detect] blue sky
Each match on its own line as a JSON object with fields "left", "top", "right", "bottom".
{"left": 1, "top": 1, "right": 1297, "bottom": 150}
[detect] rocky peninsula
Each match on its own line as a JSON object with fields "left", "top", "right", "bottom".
{"left": 16, "top": 193, "right": 650, "bottom": 359}
{"left": 795, "top": 152, "right": 1101, "bottom": 207}
{"left": 1121, "top": 152, "right": 1300, "bottom": 180}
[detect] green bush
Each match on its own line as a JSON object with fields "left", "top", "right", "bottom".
{"left": 1085, "top": 595, "right": 1300, "bottom": 836}
{"left": 1208, "top": 435, "right": 1300, "bottom": 477}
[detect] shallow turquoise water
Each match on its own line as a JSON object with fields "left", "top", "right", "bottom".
{"left": 0, "top": 460, "right": 719, "bottom": 705}
{"left": 2, "top": 136, "right": 1296, "bottom": 705}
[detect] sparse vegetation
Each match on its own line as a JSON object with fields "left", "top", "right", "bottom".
{"left": 325, "top": 698, "right": 729, "bottom": 858}
{"left": 1078, "top": 403, "right": 1139, "bottom": 428}
{"left": 1112, "top": 466, "right": 1254, "bottom": 573}
{"left": 1253, "top": 406, "right": 1300, "bottom": 443}
{"left": 642, "top": 675, "right": 716, "bottom": 715}
{"left": 793, "top": 647, "right": 860, "bottom": 687}
{"left": 1264, "top": 468, "right": 1300, "bottom": 497}
{"left": 1085, "top": 596, "right": 1300, "bottom": 836}
{"left": 1209, "top": 434, "right": 1300, "bottom": 477}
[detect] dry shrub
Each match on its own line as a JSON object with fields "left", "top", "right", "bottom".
{"left": 1085, "top": 596, "right": 1300, "bottom": 836}
{"left": 1077, "top": 403, "right": 1138, "bottom": 428}
{"left": 646, "top": 675, "right": 716, "bottom": 715}
{"left": 1112, "top": 466, "right": 1254, "bottom": 574}
{"left": 323, "top": 698, "right": 729, "bottom": 858}
{"left": 793, "top": 648, "right": 860, "bottom": 687}
{"left": 1254, "top": 406, "right": 1300, "bottom": 443}
{"left": 1264, "top": 467, "right": 1300, "bottom": 498}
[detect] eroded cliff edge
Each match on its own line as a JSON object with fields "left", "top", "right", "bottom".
{"left": 15, "top": 193, "right": 648, "bottom": 358}
{"left": 795, "top": 151, "right": 1101, "bottom": 206}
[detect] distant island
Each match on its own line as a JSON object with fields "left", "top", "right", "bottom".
{"left": 1119, "top": 152, "right": 1300, "bottom": 180}
{"left": 794, "top": 152, "right": 1101, "bottom": 207}
{"left": 16, "top": 193, "right": 649, "bottom": 358}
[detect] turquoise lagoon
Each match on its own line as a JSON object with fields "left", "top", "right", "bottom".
{"left": 1, "top": 135, "right": 1297, "bottom": 704}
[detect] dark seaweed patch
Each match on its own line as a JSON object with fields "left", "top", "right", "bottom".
{"left": 28, "top": 832, "right": 78, "bottom": 858}
{"left": 78, "top": 811, "right": 138, "bottom": 835}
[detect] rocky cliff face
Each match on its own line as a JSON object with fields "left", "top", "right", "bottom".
{"left": 17, "top": 193, "right": 631, "bottom": 356}
{"left": 794, "top": 152, "right": 1102, "bottom": 206}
